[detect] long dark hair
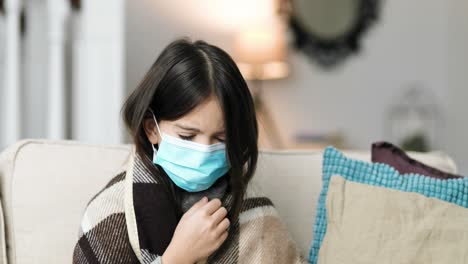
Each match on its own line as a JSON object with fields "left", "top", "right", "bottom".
{"left": 122, "top": 38, "right": 258, "bottom": 222}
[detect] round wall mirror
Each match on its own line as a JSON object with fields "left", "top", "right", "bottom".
{"left": 289, "top": 0, "right": 381, "bottom": 68}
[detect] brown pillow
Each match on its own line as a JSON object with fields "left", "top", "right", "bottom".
{"left": 371, "top": 141, "right": 463, "bottom": 179}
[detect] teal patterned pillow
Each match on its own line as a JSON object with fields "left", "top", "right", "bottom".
{"left": 308, "top": 147, "right": 468, "bottom": 264}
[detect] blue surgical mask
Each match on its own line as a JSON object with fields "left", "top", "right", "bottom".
{"left": 150, "top": 111, "right": 230, "bottom": 192}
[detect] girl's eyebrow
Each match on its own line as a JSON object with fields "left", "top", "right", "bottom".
{"left": 175, "top": 123, "right": 200, "bottom": 132}
{"left": 175, "top": 123, "right": 225, "bottom": 134}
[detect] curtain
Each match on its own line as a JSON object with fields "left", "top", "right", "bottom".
{"left": 0, "top": 0, "right": 126, "bottom": 151}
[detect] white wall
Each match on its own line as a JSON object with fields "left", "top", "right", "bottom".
{"left": 0, "top": 16, "right": 5, "bottom": 143}
{"left": 446, "top": 0, "right": 468, "bottom": 173}
{"left": 126, "top": 0, "right": 467, "bottom": 169}
{"left": 125, "top": 1, "right": 239, "bottom": 91}
{"left": 72, "top": 0, "right": 125, "bottom": 144}
{"left": 266, "top": 0, "right": 450, "bottom": 149}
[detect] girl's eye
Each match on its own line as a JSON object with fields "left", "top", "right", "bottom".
{"left": 179, "top": 135, "right": 195, "bottom": 141}
{"left": 216, "top": 137, "right": 225, "bottom": 143}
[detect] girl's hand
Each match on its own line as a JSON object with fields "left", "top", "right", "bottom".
{"left": 162, "top": 197, "right": 230, "bottom": 264}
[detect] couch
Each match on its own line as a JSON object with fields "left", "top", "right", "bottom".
{"left": 0, "top": 139, "right": 458, "bottom": 263}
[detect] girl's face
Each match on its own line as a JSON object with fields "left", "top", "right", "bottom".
{"left": 145, "top": 96, "right": 226, "bottom": 146}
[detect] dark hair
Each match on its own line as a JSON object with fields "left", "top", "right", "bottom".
{"left": 122, "top": 38, "right": 258, "bottom": 221}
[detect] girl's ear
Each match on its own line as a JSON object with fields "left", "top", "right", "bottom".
{"left": 143, "top": 117, "right": 160, "bottom": 145}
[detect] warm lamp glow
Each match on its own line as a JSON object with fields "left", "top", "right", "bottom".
{"left": 234, "top": 26, "right": 289, "bottom": 80}
{"left": 237, "top": 61, "right": 289, "bottom": 80}
{"left": 153, "top": 0, "right": 276, "bottom": 32}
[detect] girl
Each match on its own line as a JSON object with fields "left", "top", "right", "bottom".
{"left": 73, "top": 39, "right": 305, "bottom": 264}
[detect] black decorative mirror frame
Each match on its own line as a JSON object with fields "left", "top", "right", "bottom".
{"left": 288, "top": 0, "right": 381, "bottom": 68}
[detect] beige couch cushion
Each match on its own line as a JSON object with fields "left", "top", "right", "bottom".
{"left": 318, "top": 176, "right": 468, "bottom": 264}
{"left": 0, "top": 140, "right": 458, "bottom": 263}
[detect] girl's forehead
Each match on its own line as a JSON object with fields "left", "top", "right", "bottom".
{"left": 172, "top": 97, "right": 225, "bottom": 130}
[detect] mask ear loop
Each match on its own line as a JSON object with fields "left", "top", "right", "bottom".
{"left": 148, "top": 109, "right": 162, "bottom": 153}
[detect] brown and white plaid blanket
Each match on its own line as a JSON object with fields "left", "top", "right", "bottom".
{"left": 73, "top": 148, "right": 306, "bottom": 264}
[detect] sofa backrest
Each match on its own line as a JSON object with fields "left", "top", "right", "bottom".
{"left": 0, "top": 140, "right": 458, "bottom": 263}
{"left": 0, "top": 140, "right": 131, "bottom": 264}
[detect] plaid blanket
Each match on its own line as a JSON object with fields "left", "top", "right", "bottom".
{"left": 73, "top": 148, "right": 306, "bottom": 263}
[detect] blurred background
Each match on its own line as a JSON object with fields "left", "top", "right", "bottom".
{"left": 0, "top": 0, "right": 468, "bottom": 171}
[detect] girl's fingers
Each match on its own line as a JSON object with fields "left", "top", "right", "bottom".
{"left": 202, "top": 198, "right": 222, "bottom": 215}
{"left": 185, "top": 196, "right": 208, "bottom": 216}
{"left": 211, "top": 206, "right": 228, "bottom": 225}
{"left": 215, "top": 218, "right": 230, "bottom": 237}
{"left": 215, "top": 231, "right": 229, "bottom": 248}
